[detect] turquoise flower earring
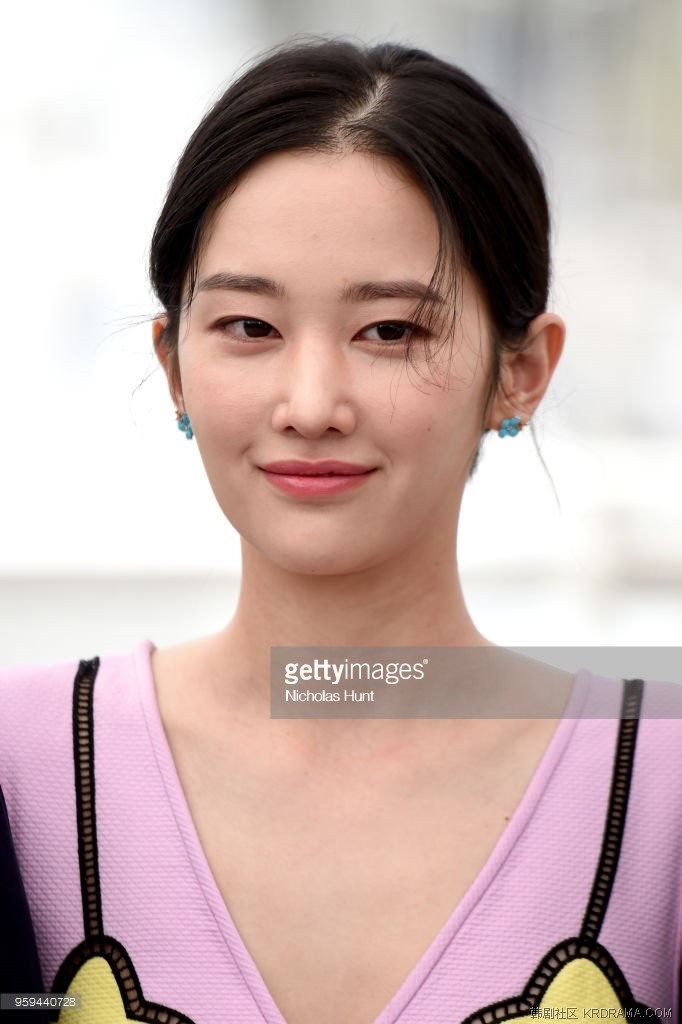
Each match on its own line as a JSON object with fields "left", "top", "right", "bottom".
{"left": 498, "top": 416, "right": 523, "bottom": 438}
{"left": 176, "top": 410, "right": 193, "bottom": 440}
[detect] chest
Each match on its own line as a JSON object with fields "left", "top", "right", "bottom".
{"left": 165, "top": 721, "right": 554, "bottom": 1024}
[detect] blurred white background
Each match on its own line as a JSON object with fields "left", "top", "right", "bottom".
{"left": 1, "top": 0, "right": 681, "bottom": 667}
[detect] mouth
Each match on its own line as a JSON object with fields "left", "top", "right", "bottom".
{"left": 261, "top": 460, "right": 374, "bottom": 477}
{"left": 259, "top": 460, "right": 377, "bottom": 496}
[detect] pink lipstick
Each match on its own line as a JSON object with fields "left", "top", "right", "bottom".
{"left": 260, "top": 460, "right": 376, "bottom": 496}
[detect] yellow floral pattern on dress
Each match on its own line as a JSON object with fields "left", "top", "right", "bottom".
{"left": 462, "top": 941, "right": 653, "bottom": 1024}
{"left": 55, "top": 952, "right": 195, "bottom": 1024}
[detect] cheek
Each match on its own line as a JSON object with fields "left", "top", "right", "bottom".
{"left": 180, "top": 353, "right": 261, "bottom": 439}
{"left": 396, "top": 385, "right": 483, "bottom": 456}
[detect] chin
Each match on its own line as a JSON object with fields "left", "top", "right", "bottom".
{"left": 273, "top": 548, "right": 377, "bottom": 577}
{"left": 245, "top": 535, "right": 385, "bottom": 577}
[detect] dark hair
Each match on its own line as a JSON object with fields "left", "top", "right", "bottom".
{"left": 150, "top": 37, "right": 551, "bottom": 409}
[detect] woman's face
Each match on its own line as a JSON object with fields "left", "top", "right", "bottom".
{"left": 164, "top": 150, "right": 499, "bottom": 575}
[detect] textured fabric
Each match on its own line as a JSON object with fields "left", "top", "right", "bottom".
{"left": 0, "top": 641, "right": 681, "bottom": 1024}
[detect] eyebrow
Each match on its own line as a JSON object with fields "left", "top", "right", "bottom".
{"left": 196, "top": 272, "right": 445, "bottom": 305}
{"left": 197, "top": 272, "right": 285, "bottom": 298}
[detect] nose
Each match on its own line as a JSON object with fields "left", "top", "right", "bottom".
{"left": 270, "top": 335, "right": 357, "bottom": 438}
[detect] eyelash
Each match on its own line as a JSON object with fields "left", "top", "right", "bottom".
{"left": 211, "top": 318, "right": 431, "bottom": 345}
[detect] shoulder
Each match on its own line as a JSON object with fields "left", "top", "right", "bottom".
{"left": 576, "top": 668, "right": 682, "bottom": 726}
{"left": 0, "top": 642, "right": 155, "bottom": 811}
{"left": 632, "top": 677, "right": 682, "bottom": 805}
{"left": 640, "top": 673, "right": 682, "bottom": 718}
{"left": 0, "top": 655, "right": 80, "bottom": 696}
{"left": 575, "top": 671, "right": 682, "bottom": 819}
{"left": 0, "top": 641, "right": 155, "bottom": 707}
{"left": 0, "top": 656, "right": 81, "bottom": 769}
{"left": 556, "top": 672, "right": 682, "bottom": 842}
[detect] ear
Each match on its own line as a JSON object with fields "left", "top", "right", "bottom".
{"left": 153, "top": 316, "right": 183, "bottom": 408}
{"left": 486, "top": 312, "right": 565, "bottom": 430}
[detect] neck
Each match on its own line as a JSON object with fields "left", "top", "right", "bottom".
{"left": 216, "top": 533, "right": 488, "bottom": 693}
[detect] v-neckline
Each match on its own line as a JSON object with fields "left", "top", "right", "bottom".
{"left": 135, "top": 639, "right": 589, "bottom": 1024}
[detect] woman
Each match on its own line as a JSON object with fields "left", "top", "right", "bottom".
{"left": 1, "top": 38, "right": 680, "bottom": 1024}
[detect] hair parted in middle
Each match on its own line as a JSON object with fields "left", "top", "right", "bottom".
{"left": 150, "top": 36, "right": 552, "bottom": 406}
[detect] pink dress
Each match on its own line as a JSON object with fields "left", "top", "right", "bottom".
{"left": 1, "top": 641, "right": 681, "bottom": 1023}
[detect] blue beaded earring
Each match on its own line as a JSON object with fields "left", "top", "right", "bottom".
{"left": 498, "top": 416, "right": 523, "bottom": 438}
{"left": 176, "top": 410, "right": 193, "bottom": 440}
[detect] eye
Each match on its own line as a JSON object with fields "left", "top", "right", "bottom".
{"left": 213, "top": 318, "right": 279, "bottom": 340}
{"left": 356, "top": 321, "right": 429, "bottom": 345}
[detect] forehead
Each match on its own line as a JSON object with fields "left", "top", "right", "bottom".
{"left": 197, "top": 150, "right": 440, "bottom": 285}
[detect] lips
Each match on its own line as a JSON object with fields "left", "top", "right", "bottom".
{"left": 261, "top": 460, "right": 373, "bottom": 476}
{"left": 259, "top": 460, "right": 376, "bottom": 496}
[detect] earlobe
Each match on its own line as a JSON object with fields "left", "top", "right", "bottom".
{"left": 487, "top": 312, "right": 565, "bottom": 430}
